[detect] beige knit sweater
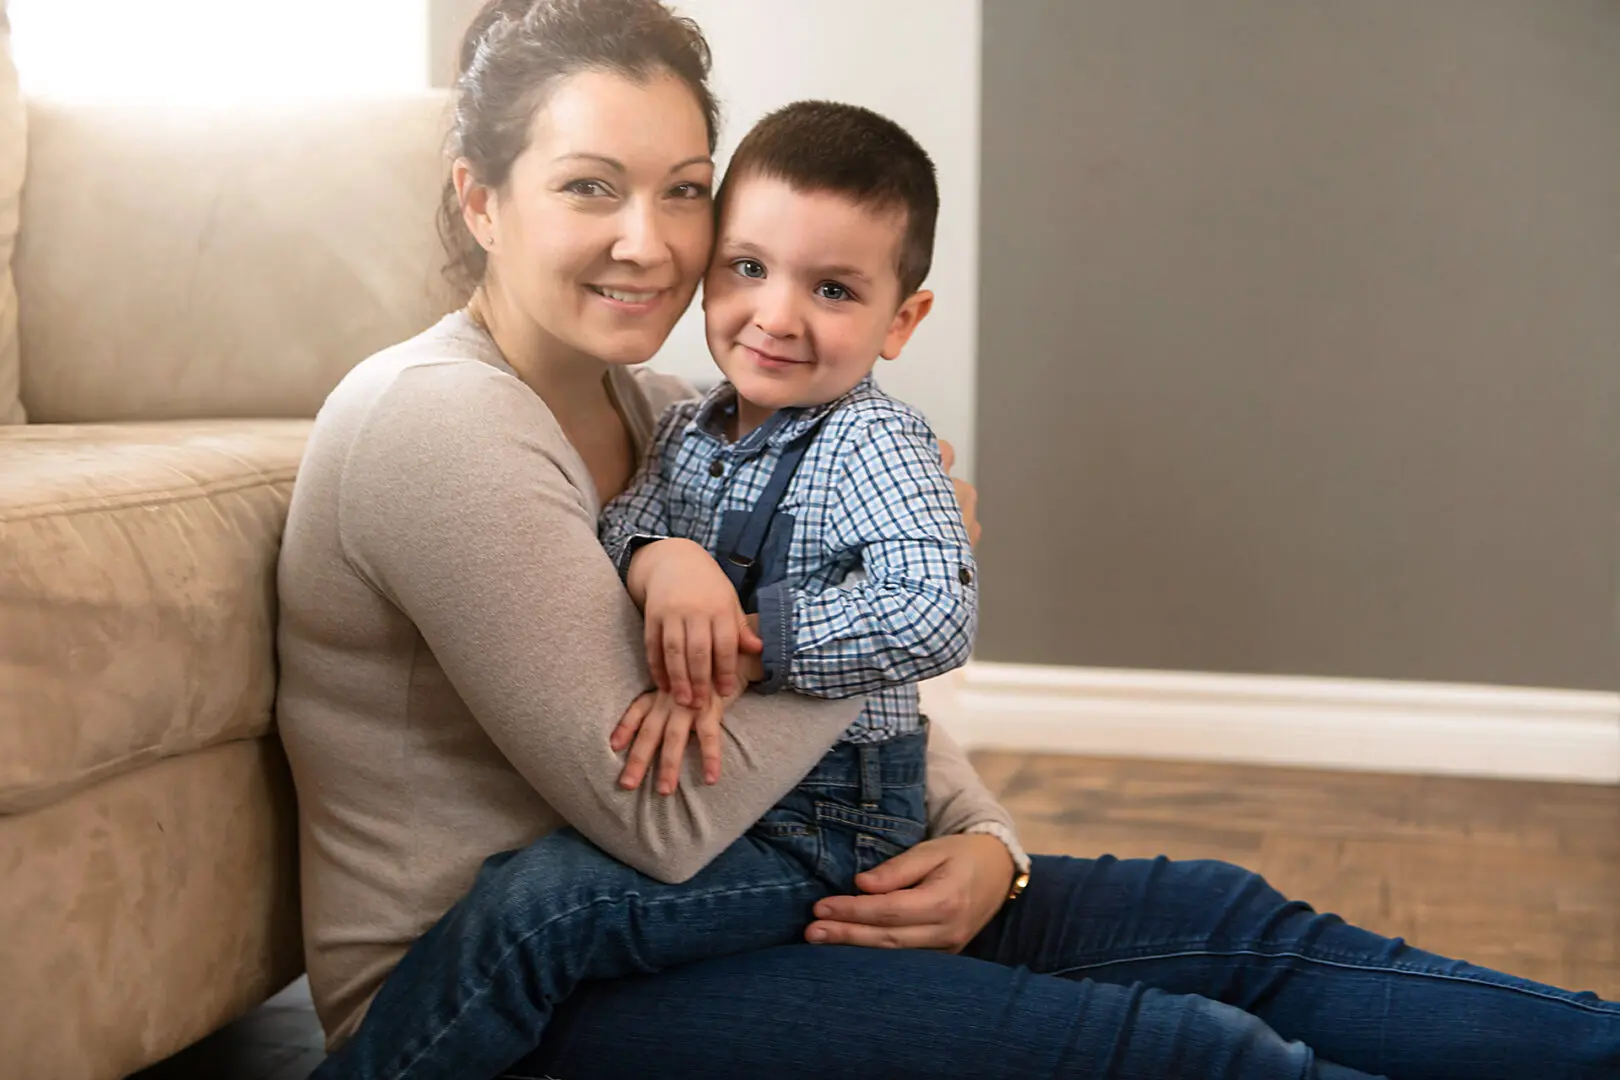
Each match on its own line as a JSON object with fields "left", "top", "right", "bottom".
{"left": 275, "top": 311, "right": 1026, "bottom": 1047}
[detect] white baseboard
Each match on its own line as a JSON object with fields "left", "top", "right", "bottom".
{"left": 920, "top": 662, "right": 1620, "bottom": 785}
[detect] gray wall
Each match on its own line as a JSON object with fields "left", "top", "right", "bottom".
{"left": 976, "top": 1, "right": 1620, "bottom": 690}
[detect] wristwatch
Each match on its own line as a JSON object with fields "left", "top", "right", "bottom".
{"left": 1007, "top": 867, "right": 1031, "bottom": 901}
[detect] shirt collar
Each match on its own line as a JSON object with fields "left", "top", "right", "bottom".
{"left": 686, "top": 375, "right": 876, "bottom": 451}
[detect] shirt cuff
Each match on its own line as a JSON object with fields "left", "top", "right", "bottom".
{"left": 612, "top": 533, "right": 668, "bottom": 580}
{"left": 964, "top": 820, "right": 1032, "bottom": 876}
{"left": 753, "top": 579, "right": 795, "bottom": 695}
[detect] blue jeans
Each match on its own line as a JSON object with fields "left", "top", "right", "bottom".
{"left": 311, "top": 731, "right": 929, "bottom": 1080}
{"left": 507, "top": 857, "right": 1620, "bottom": 1080}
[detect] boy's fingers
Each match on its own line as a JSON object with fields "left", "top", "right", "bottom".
{"left": 685, "top": 616, "right": 713, "bottom": 710}
{"left": 737, "top": 611, "right": 763, "bottom": 655}
{"left": 611, "top": 692, "right": 656, "bottom": 752}
{"left": 620, "top": 699, "right": 670, "bottom": 790}
{"left": 663, "top": 622, "right": 693, "bottom": 707}
{"left": 695, "top": 707, "right": 723, "bottom": 784}
{"left": 712, "top": 618, "right": 738, "bottom": 698}
{"left": 645, "top": 623, "right": 670, "bottom": 693}
{"left": 657, "top": 709, "right": 694, "bottom": 796}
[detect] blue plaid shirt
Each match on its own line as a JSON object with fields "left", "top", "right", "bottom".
{"left": 599, "top": 376, "right": 977, "bottom": 744}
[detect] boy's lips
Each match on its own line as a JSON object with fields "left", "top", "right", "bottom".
{"left": 741, "top": 344, "right": 808, "bottom": 367}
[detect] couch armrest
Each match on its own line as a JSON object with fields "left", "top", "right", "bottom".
{"left": 15, "top": 91, "right": 466, "bottom": 424}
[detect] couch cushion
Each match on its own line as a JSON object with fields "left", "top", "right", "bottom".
{"left": 0, "top": 419, "right": 309, "bottom": 812}
{"left": 16, "top": 92, "right": 465, "bottom": 424}
{"left": 0, "top": 738, "right": 303, "bottom": 1080}
{"left": 0, "top": 3, "right": 24, "bottom": 424}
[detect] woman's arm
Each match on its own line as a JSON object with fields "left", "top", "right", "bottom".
{"left": 337, "top": 362, "right": 861, "bottom": 884}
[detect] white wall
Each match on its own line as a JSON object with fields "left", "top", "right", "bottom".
{"left": 656, "top": 0, "right": 983, "bottom": 478}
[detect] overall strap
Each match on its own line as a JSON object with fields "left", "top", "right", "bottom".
{"left": 720, "top": 413, "right": 829, "bottom": 598}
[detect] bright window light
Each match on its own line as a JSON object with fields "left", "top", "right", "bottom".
{"left": 10, "top": 0, "right": 430, "bottom": 104}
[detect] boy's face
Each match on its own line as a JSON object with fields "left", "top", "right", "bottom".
{"left": 703, "top": 173, "right": 932, "bottom": 422}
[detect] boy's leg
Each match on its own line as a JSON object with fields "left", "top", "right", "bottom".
{"left": 312, "top": 828, "right": 829, "bottom": 1080}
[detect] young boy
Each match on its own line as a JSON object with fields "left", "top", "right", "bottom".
{"left": 314, "top": 101, "right": 1020, "bottom": 1080}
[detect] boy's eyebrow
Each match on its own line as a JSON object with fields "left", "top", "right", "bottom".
{"left": 720, "top": 239, "right": 875, "bottom": 284}
{"left": 552, "top": 152, "right": 713, "bottom": 175}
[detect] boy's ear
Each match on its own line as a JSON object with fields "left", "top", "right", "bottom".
{"left": 880, "top": 289, "right": 934, "bottom": 361}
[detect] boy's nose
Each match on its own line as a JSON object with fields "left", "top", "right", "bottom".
{"left": 753, "top": 287, "right": 801, "bottom": 339}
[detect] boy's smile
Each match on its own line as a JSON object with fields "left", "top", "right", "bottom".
{"left": 702, "top": 173, "right": 932, "bottom": 437}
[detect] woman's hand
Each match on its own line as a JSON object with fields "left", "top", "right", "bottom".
{"left": 803, "top": 832, "right": 1015, "bottom": 952}
{"left": 938, "top": 439, "right": 980, "bottom": 548}
{"left": 626, "top": 539, "right": 763, "bottom": 709}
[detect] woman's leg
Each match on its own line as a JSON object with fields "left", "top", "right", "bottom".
{"left": 967, "top": 855, "right": 1619, "bottom": 1080}
{"left": 512, "top": 943, "right": 1377, "bottom": 1080}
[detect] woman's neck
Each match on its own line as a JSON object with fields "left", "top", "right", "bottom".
{"left": 469, "top": 285, "right": 608, "bottom": 419}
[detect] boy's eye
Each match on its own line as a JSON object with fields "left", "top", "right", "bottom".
{"left": 731, "top": 258, "right": 766, "bottom": 279}
{"left": 670, "top": 181, "right": 711, "bottom": 200}
{"left": 815, "top": 281, "right": 850, "bottom": 302}
{"left": 564, "top": 179, "right": 612, "bottom": 197}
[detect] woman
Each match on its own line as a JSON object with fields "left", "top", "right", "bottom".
{"left": 275, "top": 2, "right": 1619, "bottom": 1077}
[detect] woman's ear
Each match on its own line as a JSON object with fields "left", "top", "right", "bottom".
{"left": 453, "top": 158, "right": 497, "bottom": 251}
{"left": 880, "top": 289, "right": 935, "bottom": 361}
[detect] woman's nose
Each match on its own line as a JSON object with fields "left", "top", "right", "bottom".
{"left": 610, "top": 199, "right": 670, "bottom": 267}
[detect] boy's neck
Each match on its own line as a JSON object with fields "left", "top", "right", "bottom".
{"left": 729, "top": 395, "right": 778, "bottom": 443}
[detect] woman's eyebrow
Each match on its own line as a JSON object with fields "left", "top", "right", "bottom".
{"left": 552, "top": 152, "right": 713, "bottom": 175}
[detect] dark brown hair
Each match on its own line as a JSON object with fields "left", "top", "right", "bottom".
{"left": 438, "top": 0, "right": 720, "bottom": 291}
{"left": 716, "top": 100, "right": 939, "bottom": 298}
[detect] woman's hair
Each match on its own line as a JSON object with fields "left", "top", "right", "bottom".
{"left": 438, "top": 0, "right": 720, "bottom": 292}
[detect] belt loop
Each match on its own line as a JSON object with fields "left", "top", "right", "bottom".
{"left": 859, "top": 743, "right": 881, "bottom": 808}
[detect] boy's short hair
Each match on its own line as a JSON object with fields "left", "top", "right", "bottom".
{"left": 717, "top": 100, "right": 939, "bottom": 298}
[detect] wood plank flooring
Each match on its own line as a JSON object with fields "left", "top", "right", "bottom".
{"left": 130, "top": 754, "right": 1620, "bottom": 1077}
{"left": 972, "top": 752, "right": 1620, "bottom": 998}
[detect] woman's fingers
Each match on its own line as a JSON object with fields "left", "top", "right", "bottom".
{"left": 802, "top": 919, "right": 949, "bottom": 951}
{"left": 693, "top": 701, "right": 724, "bottom": 784}
{"left": 619, "top": 697, "right": 672, "bottom": 790}
{"left": 611, "top": 691, "right": 657, "bottom": 753}
{"left": 656, "top": 707, "right": 694, "bottom": 796}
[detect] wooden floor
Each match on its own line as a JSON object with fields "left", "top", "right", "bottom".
{"left": 972, "top": 751, "right": 1620, "bottom": 998}
{"left": 132, "top": 754, "right": 1620, "bottom": 1077}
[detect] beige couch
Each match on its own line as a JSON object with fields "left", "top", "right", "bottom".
{"left": 0, "top": 45, "right": 464, "bottom": 1079}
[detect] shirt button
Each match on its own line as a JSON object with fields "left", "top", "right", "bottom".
{"left": 959, "top": 567, "right": 974, "bottom": 585}
{"left": 709, "top": 458, "right": 725, "bottom": 477}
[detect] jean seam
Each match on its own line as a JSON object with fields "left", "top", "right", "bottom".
{"left": 394, "top": 875, "right": 823, "bottom": 1079}
{"left": 1045, "top": 947, "right": 1618, "bottom": 1016}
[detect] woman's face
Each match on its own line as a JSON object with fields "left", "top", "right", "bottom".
{"left": 473, "top": 69, "right": 715, "bottom": 367}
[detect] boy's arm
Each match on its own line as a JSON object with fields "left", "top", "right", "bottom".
{"left": 754, "top": 408, "right": 977, "bottom": 698}
{"left": 599, "top": 406, "right": 687, "bottom": 579}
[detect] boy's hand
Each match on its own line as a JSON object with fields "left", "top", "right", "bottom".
{"left": 612, "top": 684, "right": 742, "bottom": 794}
{"left": 627, "top": 539, "right": 763, "bottom": 709}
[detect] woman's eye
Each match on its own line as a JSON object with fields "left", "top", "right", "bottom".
{"left": 564, "top": 179, "right": 611, "bottom": 197}
{"left": 816, "top": 281, "right": 851, "bottom": 302}
{"left": 670, "top": 181, "right": 711, "bottom": 200}
{"left": 732, "top": 258, "right": 766, "bottom": 279}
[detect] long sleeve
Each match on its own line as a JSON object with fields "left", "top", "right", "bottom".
{"left": 337, "top": 362, "right": 862, "bottom": 884}
{"left": 756, "top": 407, "right": 977, "bottom": 699}
{"left": 924, "top": 721, "right": 1030, "bottom": 874}
{"left": 598, "top": 404, "right": 686, "bottom": 576}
